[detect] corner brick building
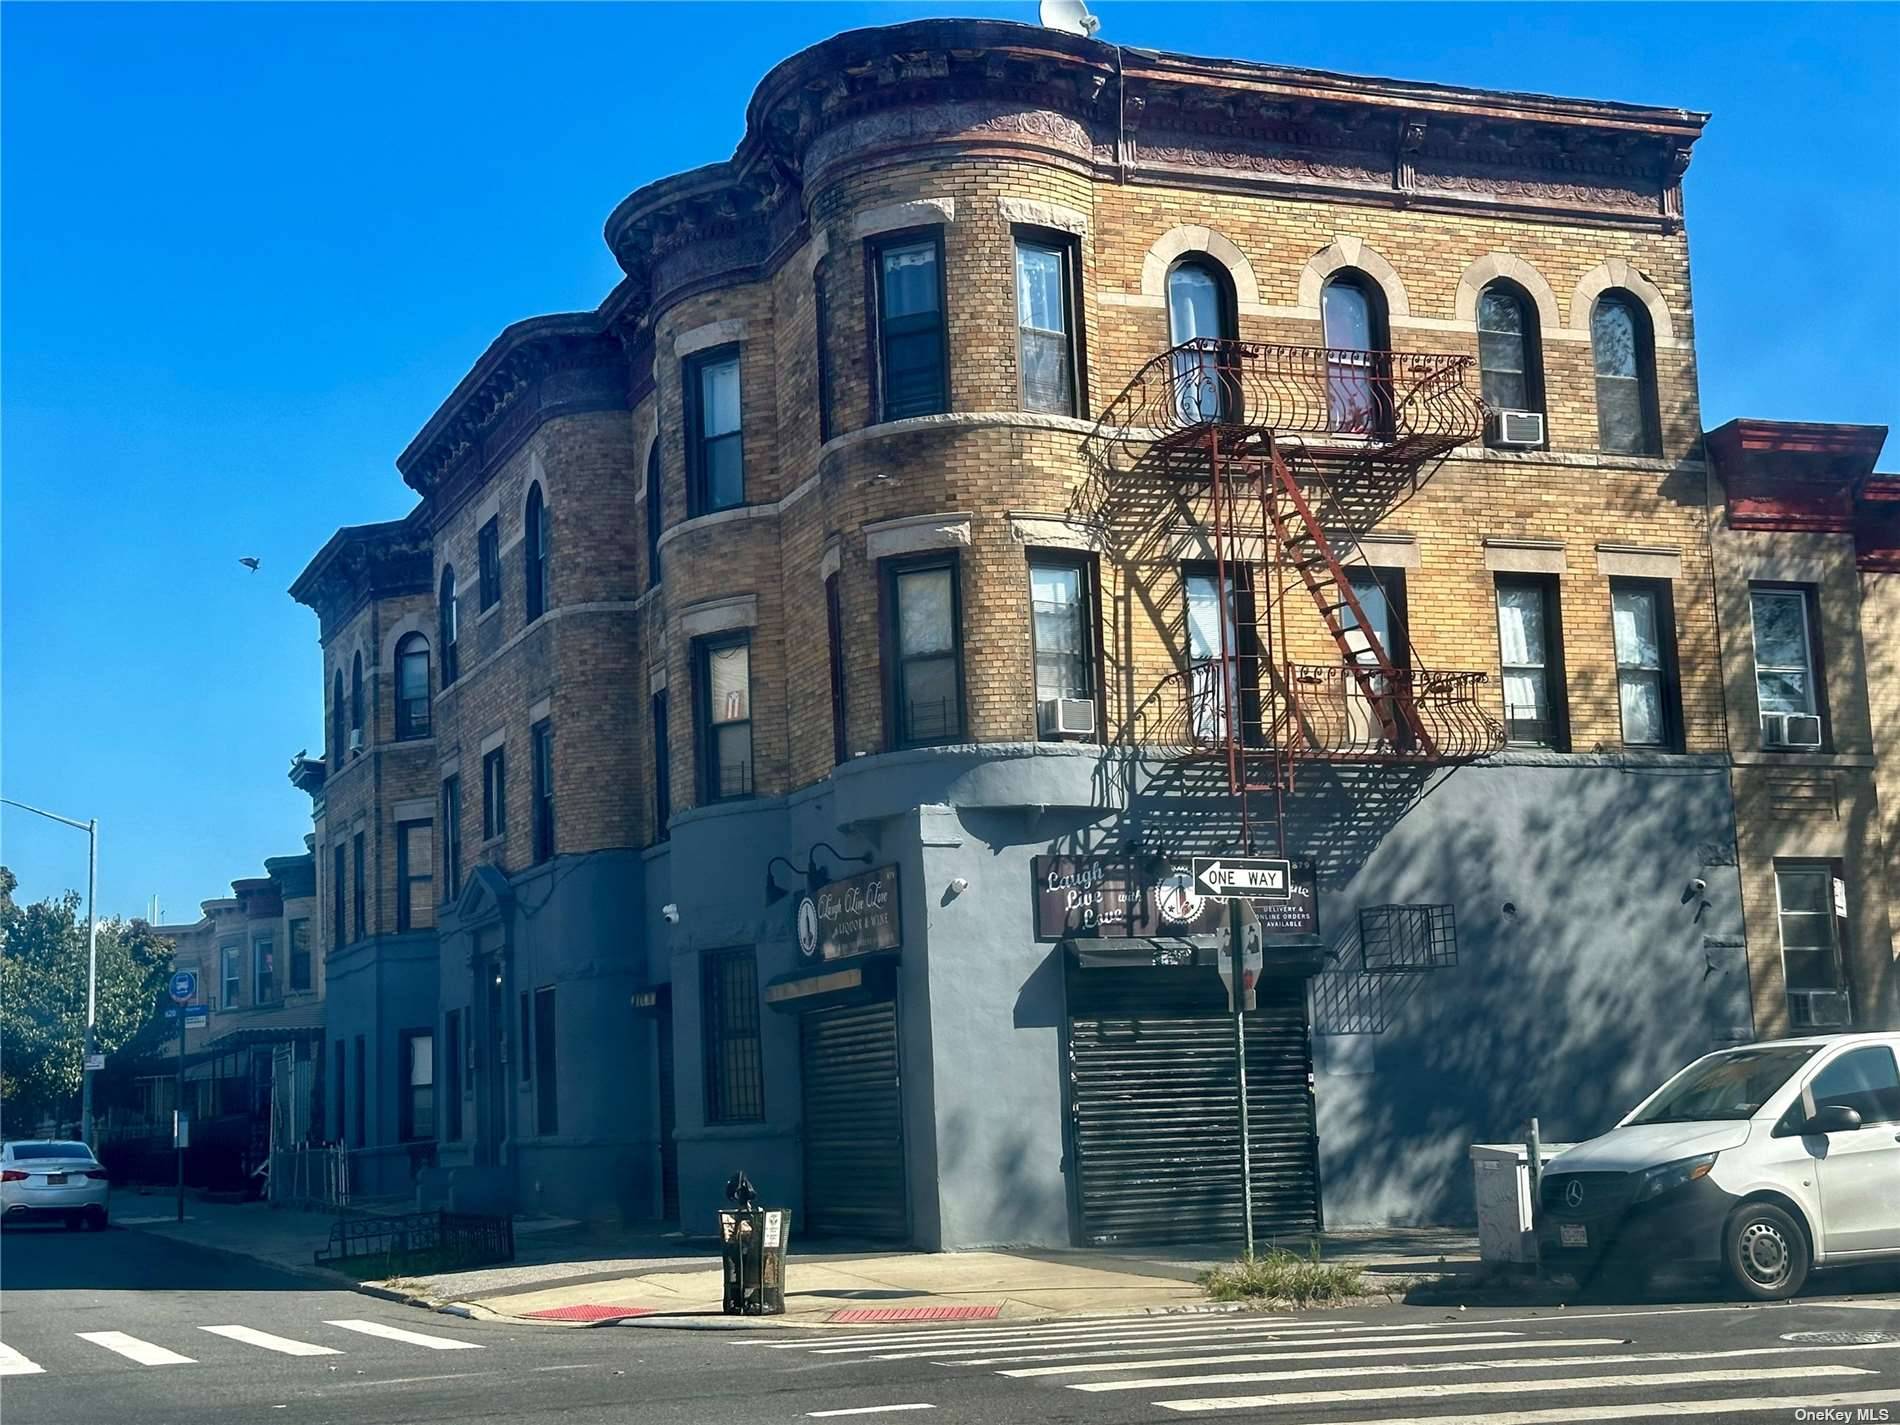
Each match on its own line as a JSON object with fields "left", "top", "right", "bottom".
{"left": 289, "top": 19, "right": 1893, "bottom": 1243}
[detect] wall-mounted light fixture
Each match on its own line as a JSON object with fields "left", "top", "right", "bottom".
{"left": 764, "top": 841, "right": 874, "bottom": 905}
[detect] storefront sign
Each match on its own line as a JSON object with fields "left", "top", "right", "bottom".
{"left": 1034, "top": 855, "right": 1318, "bottom": 942}
{"left": 797, "top": 864, "right": 900, "bottom": 961}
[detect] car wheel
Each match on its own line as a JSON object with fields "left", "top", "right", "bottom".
{"left": 63, "top": 1212, "right": 82, "bottom": 1232}
{"left": 86, "top": 1207, "right": 108, "bottom": 1231}
{"left": 1725, "top": 1201, "right": 1810, "bottom": 1301}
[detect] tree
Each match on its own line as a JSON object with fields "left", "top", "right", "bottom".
{"left": 0, "top": 866, "right": 175, "bottom": 1134}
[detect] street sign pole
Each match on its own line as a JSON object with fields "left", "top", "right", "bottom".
{"left": 175, "top": 1006, "right": 186, "bottom": 1222}
{"left": 1230, "top": 895, "right": 1254, "bottom": 1261}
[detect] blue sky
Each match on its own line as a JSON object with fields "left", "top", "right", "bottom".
{"left": 4, "top": 2, "right": 1895, "bottom": 919}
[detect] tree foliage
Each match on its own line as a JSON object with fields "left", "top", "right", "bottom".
{"left": 0, "top": 866, "right": 175, "bottom": 1134}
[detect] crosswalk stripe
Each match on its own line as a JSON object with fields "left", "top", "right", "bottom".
{"left": 200, "top": 1325, "right": 342, "bottom": 1357}
{"left": 1232, "top": 1385, "right": 1900, "bottom": 1425}
{"left": 751, "top": 1315, "right": 1305, "bottom": 1350}
{"left": 1068, "top": 1339, "right": 1900, "bottom": 1392}
{"left": 865, "top": 1324, "right": 1519, "bottom": 1363}
{"left": 324, "top": 1319, "right": 482, "bottom": 1351}
{"left": 0, "top": 1341, "right": 44, "bottom": 1376}
{"left": 999, "top": 1335, "right": 1630, "bottom": 1377}
{"left": 795, "top": 1317, "right": 1316, "bottom": 1354}
{"left": 74, "top": 1332, "right": 196, "bottom": 1366}
{"left": 1153, "top": 1364, "right": 1872, "bottom": 1413}
{"left": 941, "top": 1318, "right": 1545, "bottom": 1367}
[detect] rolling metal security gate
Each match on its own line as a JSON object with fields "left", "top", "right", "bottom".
{"left": 800, "top": 1000, "right": 908, "bottom": 1242}
{"left": 1068, "top": 965, "right": 1319, "bottom": 1247}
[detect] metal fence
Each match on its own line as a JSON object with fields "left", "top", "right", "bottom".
{"left": 267, "top": 1142, "right": 351, "bottom": 1211}
{"left": 313, "top": 1209, "right": 514, "bottom": 1275}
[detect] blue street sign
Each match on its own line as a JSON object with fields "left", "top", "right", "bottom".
{"left": 169, "top": 970, "right": 197, "bottom": 1003}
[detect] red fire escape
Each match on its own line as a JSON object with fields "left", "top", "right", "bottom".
{"left": 1080, "top": 339, "right": 1506, "bottom": 857}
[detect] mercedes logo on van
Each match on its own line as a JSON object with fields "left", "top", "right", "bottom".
{"left": 1565, "top": 1179, "right": 1585, "bottom": 1209}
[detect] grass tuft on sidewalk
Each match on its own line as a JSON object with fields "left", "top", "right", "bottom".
{"left": 1199, "top": 1244, "right": 1364, "bottom": 1307}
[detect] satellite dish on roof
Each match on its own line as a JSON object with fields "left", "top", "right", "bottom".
{"left": 1039, "top": 0, "right": 1101, "bottom": 37}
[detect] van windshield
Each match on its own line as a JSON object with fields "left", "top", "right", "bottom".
{"left": 1627, "top": 1045, "right": 1822, "bottom": 1125}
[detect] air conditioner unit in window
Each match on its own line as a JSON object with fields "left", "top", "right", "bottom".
{"left": 1041, "top": 697, "right": 1096, "bottom": 739}
{"left": 1486, "top": 409, "right": 1545, "bottom": 449}
{"left": 1788, "top": 989, "right": 1851, "bottom": 1029}
{"left": 348, "top": 729, "right": 364, "bottom": 754}
{"left": 1761, "top": 712, "right": 1823, "bottom": 750}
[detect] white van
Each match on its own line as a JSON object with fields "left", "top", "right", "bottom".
{"left": 1536, "top": 1032, "right": 1900, "bottom": 1299}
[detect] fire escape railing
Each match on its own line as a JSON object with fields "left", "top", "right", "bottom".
{"left": 1079, "top": 338, "right": 1505, "bottom": 813}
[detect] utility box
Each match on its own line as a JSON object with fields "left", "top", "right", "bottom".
{"left": 1469, "top": 1142, "right": 1572, "bottom": 1264}
{"left": 719, "top": 1207, "right": 790, "bottom": 1315}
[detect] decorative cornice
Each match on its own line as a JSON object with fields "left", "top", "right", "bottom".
{"left": 1707, "top": 418, "right": 1890, "bottom": 535}
{"left": 288, "top": 514, "right": 433, "bottom": 641}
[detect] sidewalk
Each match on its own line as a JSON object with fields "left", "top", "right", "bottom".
{"left": 108, "top": 1188, "right": 1481, "bottom": 1329}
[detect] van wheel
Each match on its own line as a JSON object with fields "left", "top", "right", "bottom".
{"left": 1725, "top": 1202, "right": 1809, "bottom": 1300}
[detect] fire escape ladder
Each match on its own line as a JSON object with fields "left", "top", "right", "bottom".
{"left": 1261, "top": 445, "right": 1440, "bottom": 759}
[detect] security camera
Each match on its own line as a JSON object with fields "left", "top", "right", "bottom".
{"left": 661, "top": 903, "right": 680, "bottom": 924}
{"left": 1688, "top": 878, "right": 1708, "bottom": 896}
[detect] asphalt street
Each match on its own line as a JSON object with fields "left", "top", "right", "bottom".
{"left": 3, "top": 1225, "right": 1899, "bottom": 1425}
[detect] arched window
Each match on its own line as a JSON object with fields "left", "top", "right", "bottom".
{"left": 1477, "top": 281, "right": 1544, "bottom": 435}
{"left": 1167, "top": 258, "right": 1236, "bottom": 422}
{"left": 524, "top": 483, "right": 549, "bottom": 622}
{"left": 350, "top": 652, "right": 364, "bottom": 746}
{"left": 395, "top": 634, "right": 431, "bottom": 741}
{"left": 1321, "top": 272, "right": 1390, "bottom": 433}
{"left": 1591, "top": 292, "right": 1660, "bottom": 456}
{"left": 330, "top": 670, "right": 345, "bottom": 765}
{"left": 439, "top": 566, "right": 459, "bottom": 686}
{"left": 645, "top": 443, "right": 662, "bottom": 590}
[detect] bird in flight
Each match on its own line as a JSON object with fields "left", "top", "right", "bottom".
{"left": 239, "top": 557, "right": 261, "bottom": 573}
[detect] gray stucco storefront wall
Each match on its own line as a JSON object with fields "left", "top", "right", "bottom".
{"left": 321, "top": 930, "right": 439, "bottom": 1199}
{"left": 430, "top": 849, "right": 655, "bottom": 1223}
{"left": 659, "top": 743, "right": 1749, "bottom": 1248}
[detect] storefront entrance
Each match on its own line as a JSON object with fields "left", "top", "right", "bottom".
{"left": 1065, "top": 960, "right": 1320, "bottom": 1247}
{"left": 799, "top": 998, "right": 908, "bottom": 1242}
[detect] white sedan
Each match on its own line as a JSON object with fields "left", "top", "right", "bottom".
{"left": 1, "top": 1140, "right": 109, "bottom": 1230}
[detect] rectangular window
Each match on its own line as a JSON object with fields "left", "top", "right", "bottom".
{"left": 220, "top": 944, "right": 241, "bottom": 1010}
{"left": 1015, "top": 233, "right": 1080, "bottom": 416}
{"left": 1029, "top": 554, "right": 1096, "bottom": 737}
{"left": 814, "top": 271, "right": 834, "bottom": 444}
{"left": 534, "top": 987, "right": 559, "bottom": 1136}
{"left": 442, "top": 1009, "right": 462, "bottom": 1142}
{"left": 1342, "top": 567, "right": 1410, "bottom": 748}
{"left": 873, "top": 232, "right": 947, "bottom": 420}
{"left": 1494, "top": 575, "right": 1568, "bottom": 750}
{"left": 652, "top": 689, "right": 672, "bottom": 840}
{"left": 1183, "top": 564, "right": 1259, "bottom": 745}
{"left": 1777, "top": 862, "right": 1851, "bottom": 1028}
{"left": 482, "top": 747, "right": 506, "bottom": 841}
{"left": 332, "top": 845, "right": 345, "bottom": 950}
{"left": 352, "top": 832, "right": 367, "bottom": 941}
{"left": 826, "top": 573, "right": 848, "bottom": 765}
{"left": 1611, "top": 579, "right": 1682, "bottom": 749}
{"left": 289, "top": 919, "right": 311, "bottom": 993}
{"left": 477, "top": 517, "right": 501, "bottom": 611}
{"left": 531, "top": 720, "right": 555, "bottom": 864}
{"left": 1750, "top": 585, "right": 1825, "bottom": 745}
{"left": 520, "top": 991, "right": 533, "bottom": 1084}
{"left": 884, "top": 555, "right": 963, "bottom": 747}
{"left": 396, "top": 820, "right": 435, "bottom": 932}
{"left": 697, "top": 637, "right": 753, "bottom": 801}
{"left": 441, "top": 776, "right": 462, "bottom": 902}
{"left": 254, "top": 937, "right": 275, "bottom": 1005}
{"left": 700, "top": 948, "right": 763, "bottom": 1124}
{"left": 353, "top": 1035, "right": 366, "bottom": 1148}
{"left": 685, "top": 345, "right": 744, "bottom": 515}
{"left": 396, "top": 640, "right": 431, "bottom": 740}
{"left": 400, "top": 1030, "right": 434, "bottom": 1142}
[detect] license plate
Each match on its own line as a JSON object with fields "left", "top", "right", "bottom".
{"left": 1559, "top": 1223, "right": 1587, "bottom": 1248}
{"left": 45, "top": 1174, "right": 67, "bottom": 1185}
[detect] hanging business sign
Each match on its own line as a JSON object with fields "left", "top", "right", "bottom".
{"left": 797, "top": 864, "right": 901, "bottom": 962}
{"left": 1033, "top": 855, "right": 1318, "bottom": 942}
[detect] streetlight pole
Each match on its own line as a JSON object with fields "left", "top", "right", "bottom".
{"left": 2, "top": 798, "right": 100, "bottom": 1144}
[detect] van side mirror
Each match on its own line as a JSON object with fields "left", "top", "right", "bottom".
{"left": 1806, "top": 1103, "right": 1863, "bottom": 1135}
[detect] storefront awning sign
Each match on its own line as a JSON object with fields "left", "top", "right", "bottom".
{"left": 797, "top": 864, "right": 901, "bottom": 961}
{"left": 1034, "top": 855, "right": 1318, "bottom": 942}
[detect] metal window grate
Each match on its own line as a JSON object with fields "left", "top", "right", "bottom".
{"left": 702, "top": 948, "right": 764, "bottom": 1123}
{"left": 1359, "top": 903, "right": 1458, "bottom": 974}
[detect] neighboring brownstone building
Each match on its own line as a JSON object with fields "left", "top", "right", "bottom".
{"left": 288, "top": 19, "right": 1890, "bottom": 1242}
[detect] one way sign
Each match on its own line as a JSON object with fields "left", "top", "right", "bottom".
{"left": 1192, "top": 855, "right": 1292, "bottom": 900}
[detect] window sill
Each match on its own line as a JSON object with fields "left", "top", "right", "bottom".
{"left": 477, "top": 603, "right": 500, "bottom": 625}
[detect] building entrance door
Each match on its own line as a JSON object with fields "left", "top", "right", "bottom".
{"left": 476, "top": 962, "right": 508, "bottom": 1168}
{"left": 800, "top": 999, "right": 907, "bottom": 1241}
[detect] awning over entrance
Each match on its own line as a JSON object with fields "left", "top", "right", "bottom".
{"left": 763, "top": 952, "right": 898, "bottom": 1014}
{"left": 1066, "top": 936, "right": 1326, "bottom": 976}
{"left": 200, "top": 1005, "right": 325, "bottom": 1052}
